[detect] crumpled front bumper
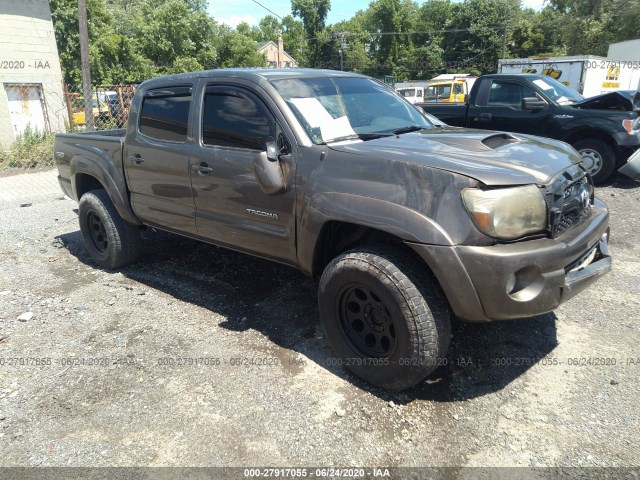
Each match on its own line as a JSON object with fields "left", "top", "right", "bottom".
{"left": 407, "top": 199, "right": 611, "bottom": 322}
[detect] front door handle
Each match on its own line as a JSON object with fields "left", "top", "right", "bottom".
{"left": 128, "top": 154, "right": 144, "bottom": 165}
{"left": 192, "top": 162, "right": 213, "bottom": 175}
{"left": 479, "top": 113, "right": 493, "bottom": 122}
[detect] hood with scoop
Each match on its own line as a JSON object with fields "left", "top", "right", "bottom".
{"left": 329, "top": 127, "right": 582, "bottom": 186}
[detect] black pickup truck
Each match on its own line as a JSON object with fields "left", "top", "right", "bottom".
{"left": 55, "top": 69, "right": 611, "bottom": 390}
{"left": 419, "top": 74, "right": 640, "bottom": 184}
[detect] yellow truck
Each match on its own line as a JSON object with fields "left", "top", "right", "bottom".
{"left": 71, "top": 95, "right": 112, "bottom": 127}
{"left": 423, "top": 74, "right": 477, "bottom": 103}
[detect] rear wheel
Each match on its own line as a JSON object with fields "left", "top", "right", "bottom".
{"left": 573, "top": 138, "right": 616, "bottom": 185}
{"left": 318, "top": 246, "right": 451, "bottom": 391}
{"left": 78, "top": 189, "right": 141, "bottom": 269}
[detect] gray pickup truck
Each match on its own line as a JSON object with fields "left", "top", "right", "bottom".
{"left": 55, "top": 69, "right": 612, "bottom": 390}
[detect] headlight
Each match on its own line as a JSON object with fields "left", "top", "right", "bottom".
{"left": 622, "top": 118, "right": 640, "bottom": 136}
{"left": 462, "top": 185, "right": 547, "bottom": 240}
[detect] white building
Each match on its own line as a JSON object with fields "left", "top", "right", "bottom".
{"left": 608, "top": 39, "right": 640, "bottom": 61}
{"left": 0, "top": 0, "right": 67, "bottom": 147}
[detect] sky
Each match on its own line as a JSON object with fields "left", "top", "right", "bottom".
{"left": 209, "top": 0, "right": 547, "bottom": 28}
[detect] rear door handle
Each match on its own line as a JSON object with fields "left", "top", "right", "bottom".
{"left": 479, "top": 113, "right": 493, "bottom": 122}
{"left": 192, "top": 162, "right": 213, "bottom": 175}
{"left": 128, "top": 154, "right": 144, "bottom": 165}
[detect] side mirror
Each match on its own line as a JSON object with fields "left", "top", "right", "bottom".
{"left": 265, "top": 137, "right": 279, "bottom": 161}
{"left": 253, "top": 137, "right": 286, "bottom": 195}
{"left": 522, "top": 97, "right": 547, "bottom": 111}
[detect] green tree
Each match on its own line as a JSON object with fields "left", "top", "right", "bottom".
{"left": 256, "top": 15, "right": 282, "bottom": 42}
{"left": 215, "top": 27, "right": 268, "bottom": 67}
{"left": 509, "top": 7, "right": 566, "bottom": 58}
{"left": 50, "top": 0, "right": 142, "bottom": 84}
{"left": 365, "top": 0, "right": 418, "bottom": 79}
{"left": 326, "top": 12, "right": 372, "bottom": 73}
{"left": 132, "top": 0, "right": 218, "bottom": 74}
{"left": 607, "top": 0, "right": 640, "bottom": 42}
{"left": 442, "top": 0, "right": 519, "bottom": 74}
{"left": 291, "top": 0, "right": 331, "bottom": 67}
{"left": 281, "top": 15, "right": 307, "bottom": 65}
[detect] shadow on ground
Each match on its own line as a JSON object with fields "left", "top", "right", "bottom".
{"left": 57, "top": 227, "right": 558, "bottom": 404}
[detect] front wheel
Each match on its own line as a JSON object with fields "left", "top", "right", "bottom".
{"left": 318, "top": 246, "right": 451, "bottom": 391}
{"left": 573, "top": 138, "right": 616, "bottom": 185}
{"left": 78, "top": 189, "right": 141, "bottom": 269}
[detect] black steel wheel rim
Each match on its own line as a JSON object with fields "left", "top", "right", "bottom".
{"left": 87, "top": 211, "right": 108, "bottom": 253}
{"left": 337, "top": 283, "right": 397, "bottom": 358}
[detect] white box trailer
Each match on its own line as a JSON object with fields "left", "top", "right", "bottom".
{"left": 498, "top": 56, "right": 640, "bottom": 98}
{"left": 395, "top": 81, "right": 430, "bottom": 104}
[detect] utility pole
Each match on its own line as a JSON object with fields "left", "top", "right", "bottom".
{"left": 331, "top": 32, "right": 349, "bottom": 71}
{"left": 78, "top": 0, "right": 94, "bottom": 131}
{"left": 501, "top": 25, "right": 508, "bottom": 60}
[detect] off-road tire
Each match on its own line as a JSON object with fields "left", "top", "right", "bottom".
{"left": 78, "top": 189, "right": 141, "bottom": 269}
{"left": 318, "top": 246, "right": 451, "bottom": 391}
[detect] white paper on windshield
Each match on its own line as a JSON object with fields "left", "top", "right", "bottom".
{"left": 532, "top": 79, "right": 553, "bottom": 90}
{"left": 289, "top": 97, "right": 335, "bottom": 127}
{"left": 320, "top": 115, "right": 355, "bottom": 142}
{"left": 289, "top": 97, "right": 356, "bottom": 142}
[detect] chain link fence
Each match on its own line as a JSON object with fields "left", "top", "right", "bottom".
{"left": 0, "top": 82, "right": 136, "bottom": 169}
{"left": 63, "top": 84, "right": 137, "bottom": 130}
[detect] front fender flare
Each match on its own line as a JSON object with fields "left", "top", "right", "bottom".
{"left": 297, "top": 192, "right": 454, "bottom": 276}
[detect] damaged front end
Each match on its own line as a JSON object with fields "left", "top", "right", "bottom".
{"left": 574, "top": 90, "right": 640, "bottom": 181}
{"left": 575, "top": 90, "right": 640, "bottom": 113}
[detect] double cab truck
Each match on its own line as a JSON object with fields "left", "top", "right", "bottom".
{"left": 419, "top": 73, "right": 640, "bottom": 184}
{"left": 55, "top": 69, "right": 612, "bottom": 390}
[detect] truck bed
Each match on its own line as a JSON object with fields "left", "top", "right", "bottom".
{"left": 55, "top": 129, "right": 126, "bottom": 200}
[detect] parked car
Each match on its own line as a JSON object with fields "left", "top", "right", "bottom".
{"left": 54, "top": 69, "right": 612, "bottom": 390}
{"left": 419, "top": 74, "right": 640, "bottom": 184}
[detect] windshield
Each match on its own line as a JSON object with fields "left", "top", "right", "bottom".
{"left": 271, "top": 77, "right": 432, "bottom": 144}
{"left": 398, "top": 88, "right": 417, "bottom": 98}
{"left": 425, "top": 84, "right": 451, "bottom": 101}
{"left": 531, "top": 77, "right": 584, "bottom": 105}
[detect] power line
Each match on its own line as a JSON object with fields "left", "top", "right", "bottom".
{"left": 305, "top": 26, "right": 507, "bottom": 41}
{"left": 248, "top": 0, "right": 283, "bottom": 20}
{"left": 338, "top": 26, "right": 507, "bottom": 36}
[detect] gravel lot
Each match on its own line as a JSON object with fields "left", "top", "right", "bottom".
{"left": 0, "top": 168, "right": 639, "bottom": 474}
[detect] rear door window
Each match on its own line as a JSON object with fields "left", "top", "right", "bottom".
{"left": 139, "top": 86, "right": 192, "bottom": 142}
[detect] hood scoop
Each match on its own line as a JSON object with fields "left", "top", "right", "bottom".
{"left": 432, "top": 132, "right": 519, "bottom": 151}
{"left": 481, "top": 133, "right": 519, "bottom": 150}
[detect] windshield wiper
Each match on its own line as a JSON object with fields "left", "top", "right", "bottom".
{"left": 321, "top": 132, "right": 392, "bottom": 144}
{"left": 391, "top": 125, "right": 426, "bottom": 135}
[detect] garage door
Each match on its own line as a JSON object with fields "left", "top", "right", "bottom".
{"left": 4, "top": 84, "right": 48, "bottom": 136}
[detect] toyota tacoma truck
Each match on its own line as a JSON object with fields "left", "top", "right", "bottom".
{"left": 418, "top": 73, "right": 640, "bottom": 184}
{"left": 54, "top": 69, "right": 612, "bottom": 391}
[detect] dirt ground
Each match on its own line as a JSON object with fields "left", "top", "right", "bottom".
{"left": 0, "top": 168, "right": 639, "bottom": 476}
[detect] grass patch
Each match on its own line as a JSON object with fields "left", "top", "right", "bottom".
{"left": 0, "top": 127, "right": 56, "bottom": 170}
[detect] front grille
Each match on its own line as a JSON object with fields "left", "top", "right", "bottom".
{"left": 545, "top": 165, "right": 593, "bottom": 238}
